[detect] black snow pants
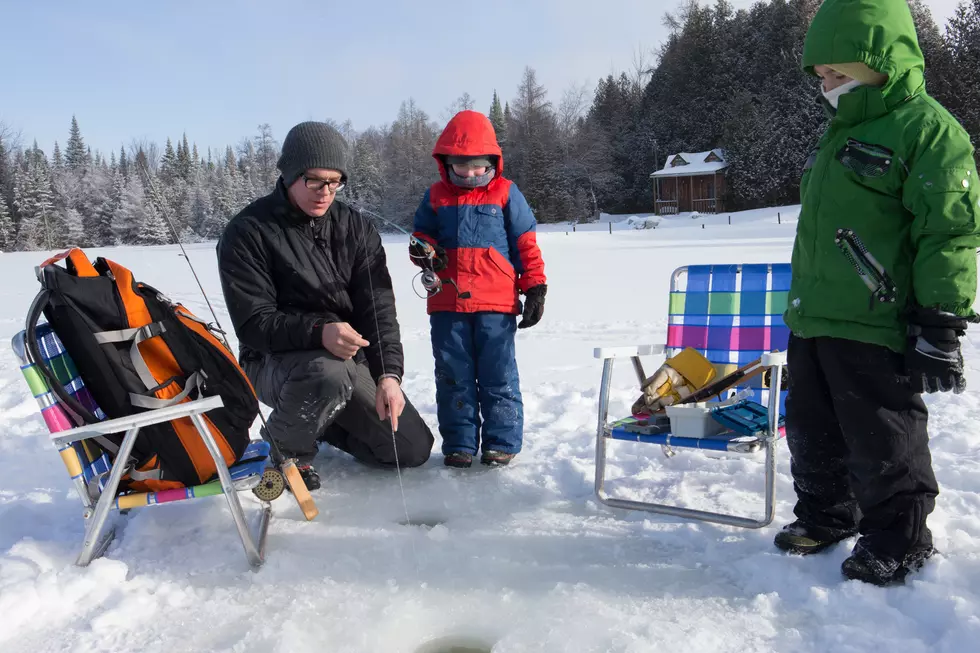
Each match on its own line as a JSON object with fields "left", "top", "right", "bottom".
{"left": 785, "top": 334, "right": 938, "bottom": 560}
{"left": 245, "top": 350, "right": 434, "bottom": 468}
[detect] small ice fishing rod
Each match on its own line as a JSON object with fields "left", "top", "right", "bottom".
{"left": 353, "top": 204, "right": 470, "bottom": 300}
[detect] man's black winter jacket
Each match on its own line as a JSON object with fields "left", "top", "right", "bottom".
{"left": 216, "top": 180, "right": 403, "bottom": 382}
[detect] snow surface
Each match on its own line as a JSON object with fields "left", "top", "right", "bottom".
{"left": 1, "top": 204, "right": 979, "bottom": 653}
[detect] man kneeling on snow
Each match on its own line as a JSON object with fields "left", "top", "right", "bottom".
{"left": 216, "top": 121, "right": 434, "bottom": 490}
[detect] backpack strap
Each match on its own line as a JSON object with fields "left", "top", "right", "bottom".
{"left": 24, "top": 289, "right": 144, "bottom": 471}
{"left": 94, "top": 323, "right": 167, "bottom": 390}
{"left": 24, "top": 289, "right": 100, "bottom": 425}
{"left": 93, "top": 324, "right": 205, "bottom": 410}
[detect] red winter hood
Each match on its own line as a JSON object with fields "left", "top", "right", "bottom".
{"left": 433, "top": 110, "right": 504, "bottom": 185}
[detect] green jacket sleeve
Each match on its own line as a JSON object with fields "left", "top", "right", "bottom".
{"left": 903, "top": 121, "right": 980, "bottom": 317}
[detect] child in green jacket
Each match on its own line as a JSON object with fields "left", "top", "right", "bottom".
{"left": 776, "top": 0, "right": 980, "bottom": 586}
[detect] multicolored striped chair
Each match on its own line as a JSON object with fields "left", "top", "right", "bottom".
{"left": 11, "top": 323, "right": 275, "bottom": 568}
{"left": 593, "top": 263, "right": 791, "bottom": 529}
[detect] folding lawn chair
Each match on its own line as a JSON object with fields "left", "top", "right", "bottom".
{"left": 593, "top": 263, "right": 791, "bottom": 528}
{"left": 11, "top": 323, "right": 276, "bottom": 569}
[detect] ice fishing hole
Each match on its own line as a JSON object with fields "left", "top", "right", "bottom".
{"left": 399, "top": 516, "right": 446, "bottom": 529}
{"left": 413, "top": 634, "right": 496, "bottom": 653}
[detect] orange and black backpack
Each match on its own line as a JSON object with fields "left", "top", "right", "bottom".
{"left": 24, "top": 248, "right": 259, "bottom": 492}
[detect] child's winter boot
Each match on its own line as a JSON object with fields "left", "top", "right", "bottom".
{"left": 444, "top": 452, "right": 473, "bottom": 468}
{"left": 481, "top": 450, "right": 516, "bottom": 466}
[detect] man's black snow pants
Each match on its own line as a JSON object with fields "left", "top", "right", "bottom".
{"left": 785, "top": 334, "right": 938, "bottom": 560}
{"left": 245, "top": 350, "right": 434, "bottom": 468}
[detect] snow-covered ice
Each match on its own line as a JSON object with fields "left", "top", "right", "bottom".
{"left": 1, "top": 205, "right": 978, "bottom": 652}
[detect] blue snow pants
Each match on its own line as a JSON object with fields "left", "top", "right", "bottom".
{"left": 430, "top": 312, "right": 524, "bottom": 456}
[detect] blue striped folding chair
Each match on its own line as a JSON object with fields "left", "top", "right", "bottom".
{"left": 11, "top": 324, "right": 276, "bottom": 568}
{"left": 593, "top": 263, "right": 791, "bottom": 528}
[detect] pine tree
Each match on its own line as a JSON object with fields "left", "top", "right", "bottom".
{"left": 112, "top": 173, "right": 145, "bottom": 245}
{"left": 489, "top": 91, "right": 507, "bottom": 145}
{"left": 943, "top": 0, "right": 980, "bottom": 160}
{"left": 0, "top": 193, "right": 12, "bottom": 250}
{"left": 506, "top": 67, "right": 564, "bottom": 221}
{"left": 383, "top": 99, "right": 439, "bottom": 227}
{"left": 79, "top": 160, "right": 112, "bottom": 245}
{"left": 101, "top": 170, "right": 123, "bottom": 244}
{"left": 14, "top": 145, "right": 56, "bottom": 250}
{"left": 52, "top": 142, "right": 63, "bottom": 169}
{"left": 61, "top": 207, "right": 86, "bottom": 247}
{"left": 346, "top": 127, "right": 386, "bottom": 213}
{"left": 178, "top": 133, "right": 192, "bottom": 180}
{"left": 0, "top": 133, "right": 12, "bottom": 208}
{"left": 119, "top": 146, "right": 129, "bottom": 179}
{"left": 254, "top": 124, "right": 279, "bottom": 188}
{"left": 908, "top": 0, "right": 956, "bottom": 106}
{"left": 160, "top": 138, "right": 178, "bottom": 184}
{"left": 65, "top": 116, "right": 87, "bottom": 170}
{"left": 191, "top": 171, "right": 222, "bottom": 238}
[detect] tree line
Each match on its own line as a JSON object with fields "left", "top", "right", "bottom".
{"left": 1, "top": 0, "right": 977, "bottom": 251}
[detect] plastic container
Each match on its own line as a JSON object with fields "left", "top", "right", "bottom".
{"left": 665, "top": 402, "right": 728, "bottom": 437}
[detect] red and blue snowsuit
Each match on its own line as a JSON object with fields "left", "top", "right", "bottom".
{"left": 412, "top": 111, "right": 546, "bottom": 456}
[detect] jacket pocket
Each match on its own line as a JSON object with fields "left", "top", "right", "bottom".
{"left": 836, "top": 138, "right": 894, "bottom": 179}
{"left": 487, "top": 246, "right": 516, "bottom": 281}
{"left": 909, "top": 167, "right": 978, "bottom": 234}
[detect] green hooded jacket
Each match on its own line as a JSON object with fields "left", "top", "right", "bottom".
{"left": 785, "top": 0, "right": 980, "bottom": 353}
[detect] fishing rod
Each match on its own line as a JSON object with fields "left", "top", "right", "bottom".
{"left": 352, "top": 203, "right": 469, "bottom": 300}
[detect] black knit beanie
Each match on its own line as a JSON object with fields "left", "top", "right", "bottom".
{"left": 277, "top": 121, "right": 349, "bottom": 187}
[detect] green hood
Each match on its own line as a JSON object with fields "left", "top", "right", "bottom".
{"left": 802, "top": 0, "right": 925, "bottom": 108}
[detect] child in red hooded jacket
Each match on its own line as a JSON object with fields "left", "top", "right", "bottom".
{"left": 410, "top": 110, "right": 547, "bottom": 468}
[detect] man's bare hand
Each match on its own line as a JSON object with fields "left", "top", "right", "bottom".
{"left": 321, "top": 322, "right": 369, "bottom": 359}
{"left": 375, "top": 377, "right": 405, "bottom": 431}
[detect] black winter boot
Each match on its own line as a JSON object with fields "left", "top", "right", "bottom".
{"left": 841, "top": 538, "right": 936, "bottom": 586}
{"left": 294, "top": 463, "right": 321, "bottom": 491}
{"left": 774, "top": 520, "right": 857, "bottom": 555}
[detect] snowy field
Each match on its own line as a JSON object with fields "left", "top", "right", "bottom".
{"left": 1, "top": 205, "right": 979, "bottom": 653}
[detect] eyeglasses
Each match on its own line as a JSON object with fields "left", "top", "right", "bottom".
{"left": 303, "top": 175, "right": 346, "bottom": 192}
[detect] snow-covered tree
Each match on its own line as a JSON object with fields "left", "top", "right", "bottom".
{"left": 0, "top": 194, "right": 13, "bottom": 250}
{"left": 14, "top": 145, "right": 56, "bottom": 250}
{"left": 65, "top": 116, "right": 87, "bottom": 170}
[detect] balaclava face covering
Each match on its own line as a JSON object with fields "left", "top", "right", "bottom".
{"left": 447, "top": 165, "right": 496, "bottom": 189}
{"left": 822, "top": 78, "right": 865, "bottom": 109}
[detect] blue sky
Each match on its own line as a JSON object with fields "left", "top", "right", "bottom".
{"left": 1, "top": 0, "right": 962, "bottom": 159}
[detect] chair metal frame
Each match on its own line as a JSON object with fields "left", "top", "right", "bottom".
{"left": 52, "top": 395, "right": 271, "bottom": 569}
{"left": 592, "top": 263, "right": 789, "bottom": 529}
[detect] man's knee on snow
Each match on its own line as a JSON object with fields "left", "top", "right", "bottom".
{"left": 398, "top": 438, "right": 433, "bottom": 468}
{"left": 289, "top": 354, "right": 356, "bottom": 420}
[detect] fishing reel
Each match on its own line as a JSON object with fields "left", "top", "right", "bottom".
{"left": 418, "top": 268, "right": 469, "bottom": 299}
{"left": 410, "top": 236, "right": 470, "bottom": 300}
{"left": 252, "top": 467, "right": 286, "bottom": 501}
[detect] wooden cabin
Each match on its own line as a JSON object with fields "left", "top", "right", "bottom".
{"left": 651, "top": 149, "right": 728, "bottom": 215}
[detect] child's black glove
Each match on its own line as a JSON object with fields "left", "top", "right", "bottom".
{"left": 518, "top": 284, "right": 547, "bottom": 329}
{"left": 409, "top": 239, "right": 447, "bottom": 272}
{"left": 905, "top": 305, "right": 973, "bottom": 394}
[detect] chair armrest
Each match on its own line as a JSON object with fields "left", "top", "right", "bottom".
{"left": 593, "top": 344, "right": 666, "bottom": 360}
{"left": 761, "top": 351, "right": 787, "bottom": 367}
{"left": 50, "top": 395, "right": 225, "bottom": 447}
